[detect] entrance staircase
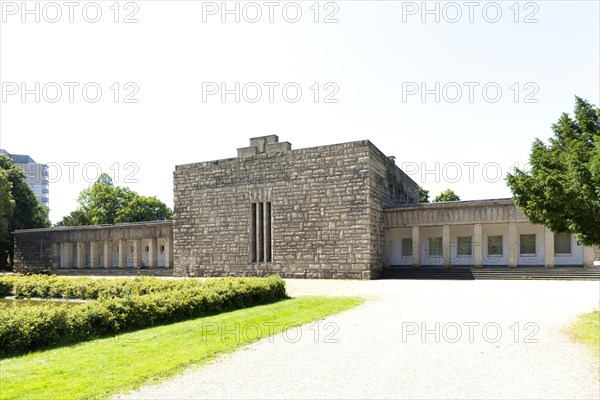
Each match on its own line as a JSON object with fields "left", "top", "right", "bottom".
{"left": 379, "top": 267, "right": 600, "bottom": 281}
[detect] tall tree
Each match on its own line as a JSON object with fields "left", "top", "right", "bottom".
{"left": 59, "top": 173, "right": 173, "bottom": 226}
{"left": 0, "top": 170, "right": 15, "bottom": 244}
{"left": 507, "top": 96, "right": 600, "bottom": 246}
{"left": 433, "top": 189, "right": 460, "bottom": 202}
{"left": 418, "top": 186, "right": 430, "bottom": 203}
{"left": 115, "top": 195, "right": 173, "bottom": 223}
{"left": 0, "top": 154, "right": 51, "bottom": 269}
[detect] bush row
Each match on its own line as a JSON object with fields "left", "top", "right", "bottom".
{"left": 0, "top": 275, "right": 287, "bottom": 358}
{"left": 0, "top": 274, "right": 228, "bottom": 300}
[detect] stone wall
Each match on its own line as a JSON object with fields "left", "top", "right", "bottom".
{"left": 13, "top": 230, "right": 54, "bottom": 272}
{"left": 367, "top": 143, "right": 420, "bottom": 276}
{"left": 173, "top": 136, "right": 419, "bottom": 279}
{"left": 13, "top": 221, "right": 173, "bottom": 273}
{"left": 384, "top": 199, "right": 529, "bottom": 227}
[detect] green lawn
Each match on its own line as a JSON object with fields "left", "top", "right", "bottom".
{"left": 0, "top": 296, "right": 363, "bottom": 400}
{"left": 568, "top": 310, "right": 600, "bottom": 360}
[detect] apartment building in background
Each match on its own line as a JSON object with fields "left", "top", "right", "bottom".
{"left": 0, "top": 149, "right": 49, "bottom": 208}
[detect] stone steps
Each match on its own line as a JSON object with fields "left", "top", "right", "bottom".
{"left": 379, "top": 267, "right": 600, "bottom": 281}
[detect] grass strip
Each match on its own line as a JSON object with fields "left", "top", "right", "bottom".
{"left": 0, "top": 296, "right": 363, "bottom": 400}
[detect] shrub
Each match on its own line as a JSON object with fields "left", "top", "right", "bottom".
{"left": 0, "top": 275, "right": 287, "bottom": 358}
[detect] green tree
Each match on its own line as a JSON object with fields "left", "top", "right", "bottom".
{"left": 507, "top": 96, "right": 600, "bottom": 246}
{"left": 115, "top": 195, "right": 173, "bottom": 223}
{"left": 0, "top": 170, "right": 15, "bottom": 243}
{"left": 60, "top": 173, "right": 173, "bottom": 226}
{"left": 0, "top": 154, "right": 51, "bottom": 269}
{"left": 433, "top": 189, "right": 461, "bottom": 202}
{"left": 58, "top": 209, "right": 92, "bottom": 227}
{"left": 418, "top": 187, "right": 430, "bottom": 203}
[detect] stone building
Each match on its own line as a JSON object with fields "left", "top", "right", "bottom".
{"left": 13, "top": 221, "right": 173, "bottom": 271}
{"left": 173, "top": 135, "right": 419, "bottom": 279}
{"left": 12, "top": 135, "right": 600, "bottom": 277}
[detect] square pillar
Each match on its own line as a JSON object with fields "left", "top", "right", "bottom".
{"left": 583, "top": 245, "right": 596, "bottom": 268}
{"left": 473, "top": 223, "right": 483, "bottom": 268}
{"left": 62, "top": 242, "right": 72, "bottom": 268}
{"left": 384, "top": 229, "right": 390, "bottom": 267}
{"left": 103, "top": 241, "right": 111, "bottom": 268}
{"left": 118, "top": 239, "right": 127, "bottom": 268}
{"left": 133, "top": 239, "right": 142, "bottom": 268}
{"left": 412, "top": 226, "right": 420, "bottom": 267}
{"left": 52, "top": 243, "right": 60, "bottom": 269}
{"left": 165, "top": 238, "right": 173, "bottom": 268}
{"left": 76, "top": 241, "right": 85, "bottom": 268}
{"left": 508, "top": 222, "right": 518, "bottom": 268}
{"left": 442, "top": 224, "right": 451, "bottom": 268}
{"left": 148, "top": 238, "right": 157, "bottom": 268}
{"left": 544, "top": 228, "right": 555, "bottom": 268}
{"left": 89, "top": 241, "right": 98, "bottom": 268}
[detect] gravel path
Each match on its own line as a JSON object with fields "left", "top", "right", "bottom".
{"left": 116, "top": 280, "right": 600, "bottom": 399}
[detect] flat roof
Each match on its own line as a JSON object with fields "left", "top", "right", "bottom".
{"left": 385, "top": 198, "right": 515, "bottom": 211}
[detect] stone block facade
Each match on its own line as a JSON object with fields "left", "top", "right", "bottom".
{"left": 13, "top": 221, "right": 173, "bottom": 273}
{"left": 13, "top": 136, "right": 597, "bottom": 277}
{"left": 173, "top": 136, "right": 419, "bottom": 279}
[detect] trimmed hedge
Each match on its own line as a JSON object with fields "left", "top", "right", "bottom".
{"left": 0, "top": 275, "right": 287, "bottom": 358}
{"left": 0, "top": 275, "right": 218, "bottom": 300}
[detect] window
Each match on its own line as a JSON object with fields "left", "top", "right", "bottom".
{"left": 251, "top": 202, "right": 272, "bottom": 262}
{"left": 487, "top": 235, "right": 503, "bottom": 256}
{"left": 401, "top": 238, "right": 413, "bottom": 257}
{"left": 520, "top": 234, "right": 536, "bottom": 255}
{"left": 457, "top": 236, "right": 472, "bottom": 256}
{"left": 429, "top": 237, "right": 442, "bottom": 257}
{"left": 554, "top": 233, "right": 572, "bottom": 255}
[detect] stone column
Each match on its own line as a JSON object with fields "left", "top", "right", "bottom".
{"left": 263, "top": 202, "right": 270, "bottom": 262}
{"left": 59, "top": 242, "right": 65, "bottom": 268}
{"left": 164, "top": 238, "right": 173, "bottom": 268}
{"left": 62, "top": 242, "right": 72, "bottom": 268}
{"left": 133, "top": 239, "right": 142, "bottom": 268}
{"left": 52, "top": 243, "right": 60, "bottom": 269}
{"left": 442, "top": 224, "right": 451, "bottom": 268}
{"left": 148, "top": 238, "right": 157, "bottom": 268}
{"left": 103, "top": 240, "right": 111, "bottom": 268}
{"left": 90, "top": 241, "right": 98, "bottom": 268}
{"left": 473, "top": 223, "right": 483, "bottom": 268}
{"left": 508, "top": 222, "right": 518, "bottom": 268}
{"left": 256, "top": 204, "right": 263, "bottom": 262}
{"left": 383, "top": 229, "right": 390, "bottom": 267}
{"left": 583, "top": 245, "right": 595, "bottom": 268}
{"left": 118, "top": 239, "right": 127, "bottom": 268}
{"left": 544, "top": 228, "right": 554, "bottom": 268}
{"left": 76, "top": 241, "right": 85, "bottom": 268}
{"left": 412, "top": 226, "right": 420, "bottom": 267}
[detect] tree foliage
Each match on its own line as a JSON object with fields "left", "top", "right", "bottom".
{"left": 0, "top": 155, "right": 51, "bottom": 269}
{"left": 59, "top": 173, "right": 173, "bottom": 226}
{"left": 0, "top": 170, "right": 15, "bottom": 243}
{"left": 433, "top": 189, "right": 461, "bottom": 202}
{"left": 507, "top": 96, "right": 600, "bottom": 246}
{"left": 418, "top": 187, "right": 430, "bottom": 203}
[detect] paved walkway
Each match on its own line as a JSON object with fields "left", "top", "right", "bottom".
{"left": 116, "top": 280, "right": 600, "bottom": 399}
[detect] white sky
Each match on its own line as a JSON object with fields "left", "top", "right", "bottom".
{"left": 0, "top": 0, "right": 598, "bottom": 224}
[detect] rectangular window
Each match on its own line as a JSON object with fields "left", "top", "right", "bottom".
{"left": 520, "top": 234, "right": 537, "bottom": 255}
{"left": 554, "top": 233, "right": 572, "bottom": 255}
{"left": 401, "top": 238, "right": 413, "bottom": 257}
{"left": 457, "top": 236, "right": 472, "bottom": 256}
{"left": 429, "top": 237, "right": 442, "bottom": 257}
{"left": 487, "top": 235, "right": 503, "bottom": 256}
{"left": 251, "top": 202, "right": 272, "bottom": 263}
